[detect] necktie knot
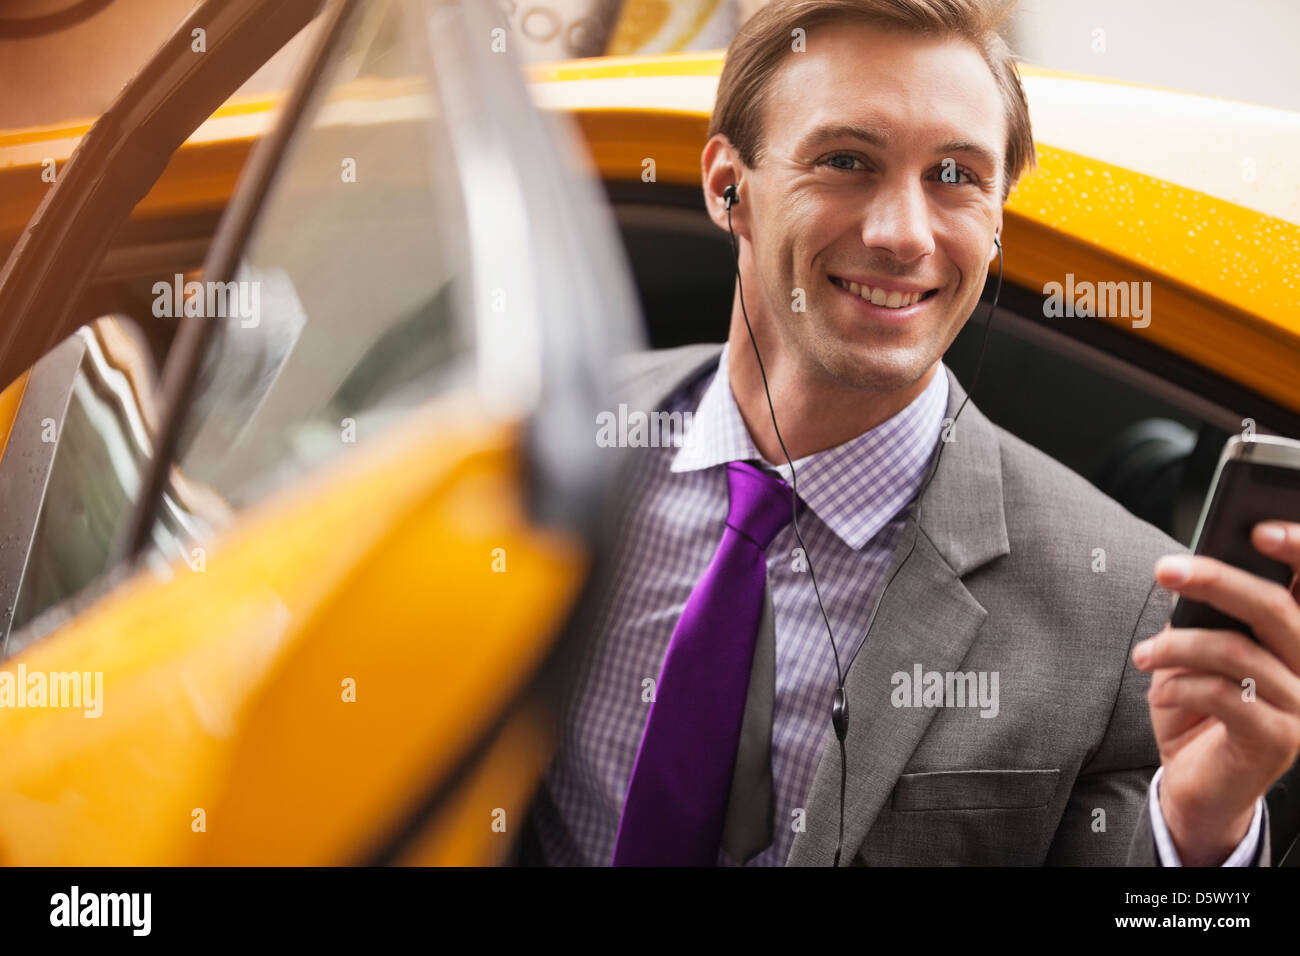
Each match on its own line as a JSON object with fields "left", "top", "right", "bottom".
{"left": 725, "top": 461, "right": 795, "bottom": 551}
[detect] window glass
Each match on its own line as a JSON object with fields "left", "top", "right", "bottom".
{"left": 173, "top": 0, "right": 473, "bottom": 512}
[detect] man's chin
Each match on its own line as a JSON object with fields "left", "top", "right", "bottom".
{"left": 814, "top": 339, "right": 938, "bottom": 394}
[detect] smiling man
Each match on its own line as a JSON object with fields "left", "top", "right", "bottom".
{"left": 522, "top": 0, "right": 1300, "bottom": 867}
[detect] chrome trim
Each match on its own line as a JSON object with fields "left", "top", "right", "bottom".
{"left": 0, "top": 336, "right": 85, "bottom": 650}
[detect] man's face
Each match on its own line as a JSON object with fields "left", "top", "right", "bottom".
{"left": 741, "top": 21, "right": 1007, "bottom": 393}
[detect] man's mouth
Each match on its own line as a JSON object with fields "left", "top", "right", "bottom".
{"left": 829, "top": 275, "right": 939, "bottom": 310}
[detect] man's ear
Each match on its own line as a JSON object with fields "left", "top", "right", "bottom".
{"left": 989, "top": 213, "right": 1005, "bottom": 264}
{"left": 701, "top": 133, "right": 747, "bottom": 237}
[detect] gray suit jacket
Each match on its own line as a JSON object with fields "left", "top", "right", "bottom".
{"left": 608, "top": 342, "right": 1271, "bottom": 866}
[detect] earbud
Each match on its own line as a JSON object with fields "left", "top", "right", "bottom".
{"left": 723, "top": 184, "right": 739, "bottom": 209}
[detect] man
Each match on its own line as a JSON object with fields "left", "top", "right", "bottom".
{"left": 522, "top": 0, "right": 1300, "bottom": 866}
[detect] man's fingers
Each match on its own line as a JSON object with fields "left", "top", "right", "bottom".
{"left": 1135, "top": 626, "right": 1300, "bottom": 715}
{"left": 1252, "top": 521, "right": 1300, "bottom": 573}
{"left": 1149, "top": 672, "right": 1300, "bottom": 768}
{"left": 1154, "top": 553, "right": 1300, "bottom": 673}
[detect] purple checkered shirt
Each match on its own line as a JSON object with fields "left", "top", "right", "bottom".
{"left": 530, "top": 342, "right": 948, "bottom": 866}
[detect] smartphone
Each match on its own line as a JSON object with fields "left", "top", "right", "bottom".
{"left": 1170, "top": 433, "right": 1300, "bottom": 638}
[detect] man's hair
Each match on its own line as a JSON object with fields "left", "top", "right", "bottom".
{"left": 709, "top": 0, "right": 1037, "bottom": 202}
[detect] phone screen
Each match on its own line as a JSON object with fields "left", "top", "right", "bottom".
{"left": 1170, "top": 457, "right": 1300, "bottom": 637}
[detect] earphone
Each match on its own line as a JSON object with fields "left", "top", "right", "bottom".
{"left": 722, "top": 181, "right": 1003, "bottom": 865}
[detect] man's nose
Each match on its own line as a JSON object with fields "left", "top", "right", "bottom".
{"left": 859, "top": 177, "right": 935, "bottom": 264}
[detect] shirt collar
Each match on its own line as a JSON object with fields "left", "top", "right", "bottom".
{"left": 670, "top": 341, "right": 950, "bottom": 551}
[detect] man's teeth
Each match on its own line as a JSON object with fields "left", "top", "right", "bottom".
{"left": 832, "top": 276, "right": 927, "bottom": 308}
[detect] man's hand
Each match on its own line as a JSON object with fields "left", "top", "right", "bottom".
{"left": 1132, "top": 521, "right": 1300, "bottom": 866}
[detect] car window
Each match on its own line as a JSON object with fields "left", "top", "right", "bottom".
{"left": 4, "top": 0, "right": 640, "bottom": 651}
{"left": 3, "top": 0, "right": 474, "bottom": 641}
{"left": 167, "top": 3, "right": 472, "bottom": 515}
{"left": 156, "top": 0, "right": 637, "bottom": 542}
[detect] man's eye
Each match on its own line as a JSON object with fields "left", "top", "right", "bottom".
{"left": 824, "top": 153, "right": 864, "bottom": 171}
{"left": 933, "top": 164, "right": 979, "bottom": 186}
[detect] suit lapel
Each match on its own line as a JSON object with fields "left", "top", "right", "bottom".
{"left": 786, "top": 366, "right": 1010, "bottom": 865}
{"left": 616, "top": 342, "right": 724, "bottom": 414}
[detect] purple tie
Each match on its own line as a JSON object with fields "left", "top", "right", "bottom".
{"left": 612, "top": 460, "right": 794, "bottom": 866}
